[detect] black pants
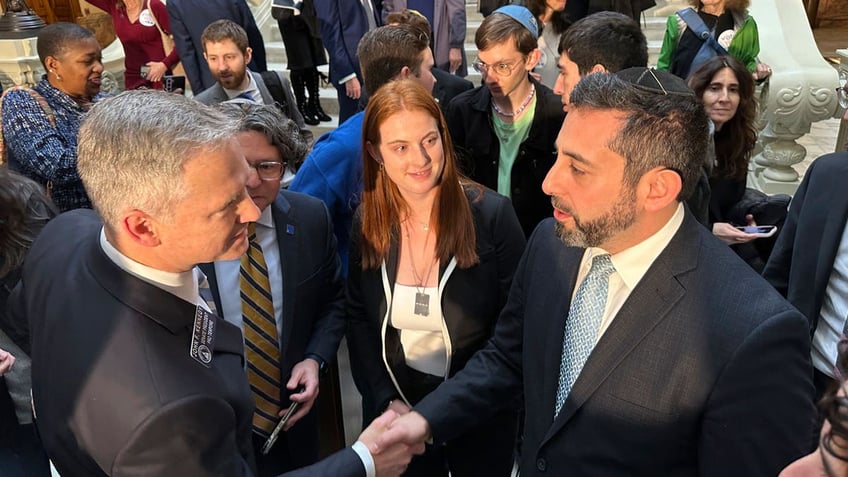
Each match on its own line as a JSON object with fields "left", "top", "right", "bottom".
{"left": 0, "top": 423, "right": 50, "bottom": 477}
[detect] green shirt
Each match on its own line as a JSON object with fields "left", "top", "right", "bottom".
{"left": 493, "top": 96, "right": 536, "bottom": 197}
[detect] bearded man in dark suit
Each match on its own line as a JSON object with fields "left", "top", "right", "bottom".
{"left": 373, "top": 69, "right": 815, "bottom": 476}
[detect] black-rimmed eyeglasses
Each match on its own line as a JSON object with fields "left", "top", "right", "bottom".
{"left": 249, "top": 161, "right": 286, "bottom": 181}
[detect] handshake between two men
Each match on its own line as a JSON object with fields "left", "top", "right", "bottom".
{"left": 363, "top": 408, "right": 431, "bottom": 477}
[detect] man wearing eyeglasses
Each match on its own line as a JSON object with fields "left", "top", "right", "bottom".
{"left": 199, "top": 103, "right": 347, "bottom": 476}
{"left": 445, "top": 5, "right": 565, "bottom": 237}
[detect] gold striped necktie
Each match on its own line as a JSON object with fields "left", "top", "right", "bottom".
{"left": 240, "top": 223, "right": 282, "bottom": 435}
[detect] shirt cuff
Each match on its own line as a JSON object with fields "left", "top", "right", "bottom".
{"left": 352, "top": 441, "right": 376, "bottom": 477}
{"left": 339, "top": 73, "right": 357, "bottom": 84}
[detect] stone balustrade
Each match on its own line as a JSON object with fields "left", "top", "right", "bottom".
{"left": 650, "top": 0, "right": 840, "bottom": 195}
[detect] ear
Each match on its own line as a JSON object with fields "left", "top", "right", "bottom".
{"left": 639, "top": 167, "right": 683, "bottom": 213}
{"left": 590, "top": 64, "right": 607, "bottom": 75}
{"left": 397, "top": 65, "right": 412, "bottom": 80}
{"left": 525, "top": 49, "right": 541, "bottom": 70}
{"left": 123, "top": 210, "right": 163, "bottom": 247}
{"left": 44, "top": 55, "right": 59, "bottom": 72}
{"left": 365, "top": 141, "right": 382, "bottom": 165}
{"left": 244, "top": 47, "right": 253, "bottom": 65}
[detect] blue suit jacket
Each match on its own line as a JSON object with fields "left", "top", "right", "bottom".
{"left": 200, "top": 190, "right": 346, "bottom": 469}
{"left": 166, "top": 0, "right": 267, "bottom": 93}
{"left": 416, "top": 211, "right": 815, "bottom": 476}
{"left": 313, "top": 0, "right": 381, "bottom": 86}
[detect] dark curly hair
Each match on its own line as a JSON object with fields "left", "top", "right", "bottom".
{"left": 525, "top": 0, "right": 571, "bottom": 36}
{"left": 687, "top": 56, "right": 757, "bottom": 181}
{"left": 820, "top": 340, "right": 848, "bottom": 469}
{"left": 0, "top": 168, "right": 57, "bottom": 279}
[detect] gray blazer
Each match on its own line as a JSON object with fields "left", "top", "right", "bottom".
{"left": 195, "top": 70, "right": 312, "bottom": 143}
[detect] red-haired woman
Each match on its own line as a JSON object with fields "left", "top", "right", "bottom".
{"left": 347, "top": 79, "right": 525, "bottom": 476}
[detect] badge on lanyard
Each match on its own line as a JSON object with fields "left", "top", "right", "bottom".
{"left": 190, "top": 306, "right": 216, "bottom": 368}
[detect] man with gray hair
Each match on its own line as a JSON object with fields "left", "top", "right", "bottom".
{"left": 374, "top": 70, "right": 814, "bottom": 476}
{"left": 10, "top": 90, "right": 418, "bottom": 477}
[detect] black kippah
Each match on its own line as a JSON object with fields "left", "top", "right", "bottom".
{"left": 615, "top": 67, "right": 694, "bottom": 96}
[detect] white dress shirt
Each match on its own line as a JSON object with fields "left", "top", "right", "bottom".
{"left": 812, "top": 221, "right": 848, "bottom": 377}
{"left": 100, "top": 229, "right": 206, "bottom": 308}
{"left": 573, "top": 203, "right": 685, "bottom": 343}
{"left": 214, "top": 206, "right": 285, "bottom": 344}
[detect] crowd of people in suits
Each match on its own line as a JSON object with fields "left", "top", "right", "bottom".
{"left": 2, "top": 1, "right": 848, "bottom": 477}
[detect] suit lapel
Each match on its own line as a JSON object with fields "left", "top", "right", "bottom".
{"left": 88, "top": 238, "right": 244, "bottom": 360}
{"left": 541, "top": 215, "right": 700, "bottom": 444}
{"left": 271, "top": 195, "right": 296, "bottom": 361}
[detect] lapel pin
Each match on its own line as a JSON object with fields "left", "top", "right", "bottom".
{"left": 286, "top": 224, "right": 295, "bottom": 235}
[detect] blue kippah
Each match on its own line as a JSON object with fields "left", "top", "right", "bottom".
{"left": 493, "top": 5, "right": 539, "bottom": 39}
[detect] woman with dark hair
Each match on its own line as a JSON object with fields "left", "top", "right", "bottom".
{"left": 347, "top": 79, "right": 525, "bottom": 476}
{"left": 86, "top": 0, "right": 179, "bottom": 89}
{"left": 688, "top": 57, "right": 758, "bottom": 241}
{"left": 0, "top": 168, "right": 57, "bottom": 477}
{"left": 658, "top": 0, "right": 771, "bottom": 81}
{"left": 527, "top": 0, "right": 571, "bottom": 88}
{"left": 1, "top": 22, "right": 105, "bottom": 212}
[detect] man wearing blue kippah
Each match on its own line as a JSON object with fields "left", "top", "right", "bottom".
{"left": 444, "top": 5, "right": 565, "bottom": 237}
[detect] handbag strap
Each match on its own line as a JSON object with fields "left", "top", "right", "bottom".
{"left": 146, "top": 0, "right": 167, "bottom": 37}
{"left": 0, "top": 86, "right": 56, "bottom": 166}
{"left": 676, "top": 7, "right": 729, "bottom": 56}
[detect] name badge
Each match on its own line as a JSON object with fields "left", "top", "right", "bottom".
{"left": 189, "top": 306, "right": 216, "bottom": 368}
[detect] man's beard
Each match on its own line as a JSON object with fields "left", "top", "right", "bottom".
{"left": 552, "top": 187, "right": 637, "bottom": 248}
{"left": 217, "top": 69, "right": 246, "bottom": 89}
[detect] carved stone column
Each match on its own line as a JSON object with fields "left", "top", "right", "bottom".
{"left": 747, "top": 0, "right": 839, "bottom": 195}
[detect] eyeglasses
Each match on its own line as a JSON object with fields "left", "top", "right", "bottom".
{"left": 838, "top": 71, "right": 848, "bottom": 110}
{"left": 249, "top": 161, "right": 286, "bottom": 181}
{"left": 471, "top": 56, "right": 525, "bottom": 76}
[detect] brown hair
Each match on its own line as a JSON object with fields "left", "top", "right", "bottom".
{"left": 360, "top": 80, "right": 478, "bottom": 270}
{"left": 201, "top": 19, "right": 249, "bottom": 54}
{"left": 385, "top": 9, "right": 431, "bottom": 42}
{"left": 357, "top": 24, "right": 430, "bottom": 97}
{"left": 687, "top": 56, "right": 757, "bottom": 181}
{"left": 476, "top": 12, "right": 538, "bottom": 55}
{"left": 688, "top": 0, "right": 750, "bottom": 12}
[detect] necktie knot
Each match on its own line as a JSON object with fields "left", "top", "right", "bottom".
{"left": 590, "top": 254, "right": 615, "bottom": 280}
{"left": 247, "top": 222, "right": 258, "bottom": 241}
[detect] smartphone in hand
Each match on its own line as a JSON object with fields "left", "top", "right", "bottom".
{"left": 260, "top": 395, "right": 302, "bottom": 455}
{"left": 163, "top": 75, "right": 186, "bottom": 94}
{"left": 734, "top": 225, "right": 777, "bottom": 238}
